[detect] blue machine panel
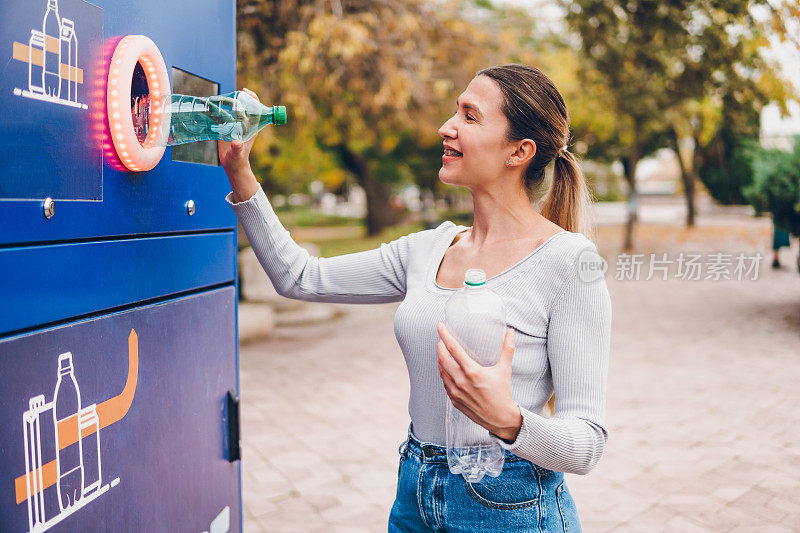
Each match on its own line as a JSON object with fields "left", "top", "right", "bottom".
{"left": 0, "top": 0, "right": 238, "bottom": 246}
{"left": 0, "top": 287, "right": 239, "bottom": 532}
{"left": 0, "top": 0, "right": 103, "bottom": 201}
{"left": 0, "top": 232, "right": 236, "bottom": 337}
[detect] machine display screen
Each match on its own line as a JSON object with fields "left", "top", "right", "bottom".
{"left": 170, "top": 67, "right": 220, "bottom": 166}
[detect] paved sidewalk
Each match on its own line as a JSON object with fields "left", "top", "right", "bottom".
{"left": 239, "top": 224, "right": 800, "bottom": 532}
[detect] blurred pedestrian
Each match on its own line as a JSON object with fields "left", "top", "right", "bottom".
{"left": 772, "top": 222, "right": 791, "bottom": 269}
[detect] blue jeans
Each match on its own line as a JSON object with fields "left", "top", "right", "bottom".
{"left": 388, "top": 424, "right": 582, "bottom": 532}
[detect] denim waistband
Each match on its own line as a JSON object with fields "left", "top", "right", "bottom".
{"left": 399, "top": 422, "right": 526, "bottom": 464}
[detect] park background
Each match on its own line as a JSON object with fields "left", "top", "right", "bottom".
{"left": 230, "top": 1, "right": 800, "bottom": 531}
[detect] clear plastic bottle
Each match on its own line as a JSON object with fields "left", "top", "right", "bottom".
{"left": 445, "top": 268, "right": 507, "bottom": 483}
{"left": 131, "top": 90, "right": 287, "bottom": 147}
{"left": 53, "top": 352, "right": 83, "bottom": 511}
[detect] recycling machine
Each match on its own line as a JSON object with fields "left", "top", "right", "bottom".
{"left": 0, "top": 1, "right": 241, "bottom": 531}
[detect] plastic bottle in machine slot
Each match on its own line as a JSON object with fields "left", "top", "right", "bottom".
{"left": 444, "top": 268, "right": 507, "bottom": 483}
{"left": 130, "top": 90, "right": 287, "bottom": 147}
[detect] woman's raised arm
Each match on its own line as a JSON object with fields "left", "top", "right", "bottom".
{"left": 226, "top": 188, "right": 411, "bottom": 304}
{"left": 218, "top": 88, "right": 413, "bottom": 304}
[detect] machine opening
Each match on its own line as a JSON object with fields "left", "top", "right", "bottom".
{"left": 105, "top": 34, "right": 169, "bottom": 172}
{"left": 131, "top": 62, "right": 150, "bottom": 146}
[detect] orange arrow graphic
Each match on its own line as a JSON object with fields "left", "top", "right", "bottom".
{"left": 14, "top": 329, "right": 138, "bottom": 504}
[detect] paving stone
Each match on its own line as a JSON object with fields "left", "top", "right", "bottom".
{"left": 727, "top": 524, "right": 794, "bottom": 533}
{"left": 664, "top": 515, "right": 717, "bottom": 532}
{"left": 780, "top": 513, "right": 800, "bottom": 528}
{"left": 709, "top": 484, "right": 751, "bottom": 503}
{"left": 255, "top": 496, "right": 323, "bottom": 531}
{"left": 627, "top": 503, "right": 685, "bottom": 529}
{"left": 731, "top": 488, "right": 789, "bottom": 523}
{"left": 766, "top": 495, "right": 800, "bottom": 516}
{"left": 242, "top": 519, "right": 266, "bottom": 533}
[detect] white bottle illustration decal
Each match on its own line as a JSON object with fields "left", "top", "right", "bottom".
{"left": 42, "top": 0, "right": 61, "bottom": 98}
{"left": 78, "top": 405, "right": 101, "bottom": 498}
{"left": 59, "top": 19, "right": 77, "bottom": 102}
{"left": 53, "top": 352, "right": 83, "bottom": 511}
{"left": 22, "top": 345, "right": 125, "bottom": 531}
{"left": 28, "top": 30, "right": 46, "bottom": 96}
{"left": 12, "top": 0, "right": 88, "bottom": 109}
{"left": 23, "top": 395, "right": 48, "bottom": 530}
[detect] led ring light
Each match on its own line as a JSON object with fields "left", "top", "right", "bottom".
{"left": 107, "top": 35, "right": 170, "bottom": 172}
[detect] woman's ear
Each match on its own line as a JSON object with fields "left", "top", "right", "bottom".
{"left": 507, "top": 139, "right": 536, "bottom": 167}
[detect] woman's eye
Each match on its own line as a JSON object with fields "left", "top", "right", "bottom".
{"left": 465, "top": 114, "right": 475, "bottom": 121}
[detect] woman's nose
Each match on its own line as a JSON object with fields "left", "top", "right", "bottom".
{"left": 438, "top": 116, "right": 456, "bottom": 139}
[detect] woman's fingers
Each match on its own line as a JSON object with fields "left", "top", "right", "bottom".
{"left": 438, "top": 361, "right": 457, "bottom": 398}
{"left": 218, "top": 140, "right": 247, "bottom": 172}
{"left": 242, "top": 87, "right": 259, "bottom": 101}
{"left": 437, "top": 340, "right": 462, "bottom": 384}
{"left": 217, "top": 139, "right": 231, "bottom": 161}
{"left": 500, "top": 328, "right": 515, "bottom": 367}
{"left": 436, "top": 323, "right": 480, "bottom": 377}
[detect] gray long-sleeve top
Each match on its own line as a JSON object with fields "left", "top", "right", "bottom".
{"left": 227, "top": 188, "right": 612, "bottom": 475}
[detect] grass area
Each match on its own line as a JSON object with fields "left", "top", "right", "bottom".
{"left": 303, "top": 222, "right": 427, "bottom": 256}
{"left": 274, "top": 205, "right": 361, "bottom": 227}
{"left": 250, "top": 205, "right": 471, "bottom": 257}
{"left": 439, "top": 210, "right": 473, "bottom": 226}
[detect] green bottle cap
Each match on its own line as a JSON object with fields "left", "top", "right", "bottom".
{"left": 273, "top": 105, "right": 287, "bottom": 125}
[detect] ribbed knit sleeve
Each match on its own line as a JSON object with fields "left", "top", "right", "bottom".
{"left": 226, "top": 189, "right": 409, "bottom": 303}
{"left": 493, "top": 258, "right": 612, "bottom": 475}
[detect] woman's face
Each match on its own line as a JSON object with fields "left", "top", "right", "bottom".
{"left": 437, "top": 75, "right": 514, "bottom": 190}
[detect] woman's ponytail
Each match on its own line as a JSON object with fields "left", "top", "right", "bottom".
{"left": 540, "top": 150, "right": 595, "bottom": 242}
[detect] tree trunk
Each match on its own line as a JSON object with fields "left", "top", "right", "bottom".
{"left": 621, "top": 149, "right": 640, "bottom": 252}
{"left": 335, "top": 144, "right": 396, "bottom": 236}
{"left": 670, "top": 127, "right": 696, "bottom": 227}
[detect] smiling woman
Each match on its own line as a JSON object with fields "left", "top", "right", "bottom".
{"left": 220, "top": 64, "right": 611, "bottom": 533}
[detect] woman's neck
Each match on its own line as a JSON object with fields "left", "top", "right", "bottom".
{"left": 466, "top": 185, "right": 547, "bottom": 248}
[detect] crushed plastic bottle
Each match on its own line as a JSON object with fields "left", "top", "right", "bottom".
{"left": 130, "top": 90, "right": 286, "bottom": 147}
{"left": 445, "top": 268, "right": 507, "bottom": 483}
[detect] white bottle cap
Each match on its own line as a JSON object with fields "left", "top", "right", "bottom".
{"left": 58, "top": 352, "right": 73, "bottom": 372}
{"left": 464, "top": 268, "right": 486, "bottom": 286}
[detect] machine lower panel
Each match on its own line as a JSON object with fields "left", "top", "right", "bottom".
{"left": 0, "top": 286, "right": 239, "bottom": 532}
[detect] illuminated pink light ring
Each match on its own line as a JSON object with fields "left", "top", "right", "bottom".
{"left": 106, "top": 35, "right": 170, "bottom": 172}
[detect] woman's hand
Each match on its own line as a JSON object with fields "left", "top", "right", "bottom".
{"left": 437, "top": 323, "right": 523, "bottom": 442}
{"left": 218, "top": 87, "right": 260, "bottom": 203}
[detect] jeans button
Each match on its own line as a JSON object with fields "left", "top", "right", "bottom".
{"left": 423, "top": 447, "right": 434, "bottom": 457}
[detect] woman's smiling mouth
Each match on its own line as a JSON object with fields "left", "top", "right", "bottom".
{"left": 443, "top": 146, "right": 463, "bottom": 162}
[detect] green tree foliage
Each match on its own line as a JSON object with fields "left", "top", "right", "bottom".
{"left": 743, "top": 137, "right": 800, "bottom": 236}
{"left": 564, "top": 0, "right": 799, "bottom": 248}
{"left": 696, "top": 95, "right": 761, "bottom": 206}
{"left": 237, "top": 0, "right": 498, "bottom": 234}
